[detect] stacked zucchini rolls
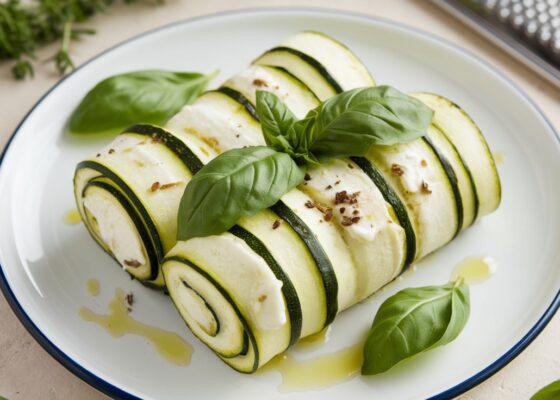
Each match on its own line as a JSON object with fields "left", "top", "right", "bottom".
{"left": 74, "top": 31, "right": 500, "bottom": 371}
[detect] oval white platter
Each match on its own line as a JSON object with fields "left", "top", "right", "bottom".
{"left": 0, "top": 8, "right": 559, "bottom": 400}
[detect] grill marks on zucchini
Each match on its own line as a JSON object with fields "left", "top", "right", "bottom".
{"left": 350, "top": 156, "right": 417, "bottom": 268}
{"left": 270, "top": 201, "right": 339, "bottom": 327}
{"left": 229, "top": 225, "right": 302, "bottom": 347}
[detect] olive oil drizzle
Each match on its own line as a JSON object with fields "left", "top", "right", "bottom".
{"left": 261, "top": 343, "right": 363, "bottom": 391}
{"left": 86, "top": 279, "right": 100, "bottom": 296}
{"left": 452, "top": 256, "right": 496, "bottom": 284}
{"left": 80, "top": 286, "right": 192, "bottom": 366}
{"left": 64, "top": 209, "right": 81, "bottom": 224}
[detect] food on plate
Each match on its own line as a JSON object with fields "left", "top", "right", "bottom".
{"left": 73, "top": 31, "right": 501, "bottom": 371}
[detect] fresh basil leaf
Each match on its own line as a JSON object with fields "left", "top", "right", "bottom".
{"left": 177, "top": 146, "right": 305, "bottom": 240}
{"left": 69, "top": 70, "right": 217, "bottom": 134}
{"left": 531, "top": 380, "right": 560, "bottom": 400}
{"left": 362, "top": 279, "right": 470, "bottom": 375}
{"left": 301, "top": 86, "right": 434, "bottom": 158}
{"left": 255, "top": 90, "right": 297, "bottom": 152}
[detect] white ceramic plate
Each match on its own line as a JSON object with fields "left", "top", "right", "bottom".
{"left": 0, "top": 8, "right": 559, "bottom": 400}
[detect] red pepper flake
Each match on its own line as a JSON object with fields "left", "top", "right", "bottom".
{"left": 325, "top": 184, "right": 333, "bottom": 190}
{"left": 391, "top": 164, "right": 405, "bottom": 176}
{"left": 108, "top": 148, "right": 115, "bottom": 154}
{"left": 421, "top": 181, "right": 432, "bottom": 194}
{"left": 353, "top": 209, "right": 360, "bottom": 215}
{"left": 335, "top": 190, "right": 360, "bottom": 205}
{"left": 304, "top": 173, "right": 311, "bottom": 181}
{"left": 150, "top": 182, "right": 161, "bottom": 192}
{"left": 351, "top": 216, "right": 361, "bottom": 223}
{"left": 339, "top": 207, "right": 346, "bottom": 214}
{"left": 304, "top": 200, "right": 315, "bottom": 209}
{"left": 258, "top": 294, "right": 267, "bottom": 302}
{"left": 421, "top": 159, "right": 428, "bottom": 167}
{"left": 160, "top": 181, "right": 182, "bottom": 190}
{"left": 324, "top": 210, "right": 333, "bottom": 222}
{"left": 124, "top": 259, "right": 141, "bottom": 268}
{"left": 272, "top": 220, "right": 282, "bottom": 229}
{"left": 253, "top": 78, "right": 268, "bottom": 87}
{"left": 341, "top": 216, "right": 354, "bottom": 226}
{"left": 126, "top": 293, "right": 135, "bottom": 307}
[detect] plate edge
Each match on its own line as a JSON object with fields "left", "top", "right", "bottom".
{"left": 0, "top": 6, "right": 559, "bottom": 400}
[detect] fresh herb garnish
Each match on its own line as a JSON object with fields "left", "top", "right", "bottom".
{"left": 531, "top": 380, "right": 560, "bottom": 400}
{"left": 0, "top": 0, "right": 158, "bottom": 80}
{"left": 361, "top": 279, "right": 470, "bottom": 375}
{"left": 177, "top": 146, "right": 304, "bottom": 240}
{"left": 177, "top": 85, "right": 432, "bottom": 239}
{"left": 69, "top": 70, "right": 217, "bottom": 134}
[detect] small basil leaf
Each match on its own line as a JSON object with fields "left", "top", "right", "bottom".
{"left": 177, "top": 146, "right": 305, "bottom": 240}
{"left": 69, "top": 70, "right": 217, "bottom": 134}
{"left": 531, "top": 380, "right": 560, "bottom": 400}
{"left": 362, "top": 280, "right": 470, "bottom": 375}
{"left": 306, "top": 85, "right": 434, "bottom": 157}
{"left": 255, "top": 90, "right": 298, "bottom": 152}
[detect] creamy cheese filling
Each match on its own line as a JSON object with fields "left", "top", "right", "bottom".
{"left": 182, "top": 235, "right": 287, "bottom": 331}
{"left": 83, "top": 190, "right": 147, "bottom": 273}
{"left": 301, "top": 159, "right": 406, "bottom": 299}
{"left": 389, "top": 150, "right": 432, "bottom": 194}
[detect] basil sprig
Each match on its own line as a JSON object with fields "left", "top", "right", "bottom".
{"left": 531, "top": 380, "right": 560, "bottom": 400}
{"left": 177, "top": 85, "right": 433, "bottom": 239}
{"left": 69, "top": 70, "right": 217, "bottom": 134}
{"left": 177, "top": 147, "right": 304, "bottom": 240}
{"left": 362, "top": 279, "right": 470, "bottom": 375}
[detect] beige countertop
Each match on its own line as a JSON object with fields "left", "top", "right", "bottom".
{"left": 0, "top": 1, "right": 559, "bottom": 399}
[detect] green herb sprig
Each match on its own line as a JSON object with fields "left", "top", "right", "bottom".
{"left": 362, "top": 279, "right": 470, "bottom": 375}
{"left": 0, "top": 0, "right": 154, "bottom": 80}
{"left": 177, "top": 85, "right": 433, "bottom": 240}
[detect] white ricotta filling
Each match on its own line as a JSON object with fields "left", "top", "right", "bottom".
{"left": 389, "top": 150, "right": 432, "bottom": 194}
{"left": 183, "top": 234, "right": 287, "bottom": 331}
{"left": 83, "top": 190, "right": 146, "bottom": 272}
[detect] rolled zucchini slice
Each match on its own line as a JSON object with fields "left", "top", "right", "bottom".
{"left": 74, "top": 125, "right": 201, "bottom": 288}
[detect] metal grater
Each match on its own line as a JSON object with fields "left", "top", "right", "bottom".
{"left": 432, "top": 0, "right": 560, "bottom": 88}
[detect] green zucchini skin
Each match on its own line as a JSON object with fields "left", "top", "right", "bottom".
{"left": 422, "top": 136, "right": 463, "bottom": 239}
{"left": 82, "top": 179, "right": 160, "bottom": 281}
{"left": 212, "top": 87, "right": 258, "bottom": 120}
{"left": 229, "top": 225, "right": 302, "bottom": 347}
{"left": 164, "top": 255, "right": 259, "bottom": 373}
{"left": 270, "top": 201, "right": 339, "bottom": 327}
{"left": 255, "top": 46, "right": 343, "bottom": 94}
{"left": 123, "top": 124, "right": 204, "bottom": 173}
{"left": 350, "top": 156, "right": 417, "bottom": 268}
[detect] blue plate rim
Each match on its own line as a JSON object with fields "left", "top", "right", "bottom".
{"left": 0, "top": 7, "right": 558, "bottom": 400}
